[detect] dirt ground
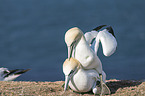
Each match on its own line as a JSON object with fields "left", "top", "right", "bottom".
{"left": 0, "top": 79, "right": 144, "bottom": 96}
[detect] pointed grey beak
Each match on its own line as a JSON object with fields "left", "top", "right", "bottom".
{"left": 67, "top": 46, "right": 73, "bottom": 60}
{"left": 64, "top": 69, "right": 75, "bottom": 91}
{"left": 64, "top": 75, "right": 71, "bottom": 91}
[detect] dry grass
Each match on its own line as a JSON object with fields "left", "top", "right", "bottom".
{"left": 0, "top": 79, "right": 144, "bottom": 96}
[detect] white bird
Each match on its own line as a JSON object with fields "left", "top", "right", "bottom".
{"left": 63, "top": 57, "right": 110, "bottom": 95}
{"left": 65, "top": 27, "right": 110, "bottom": 95}
{"left": 84, "top": 25, "right": 117, "bottom": 56}
{"left": 65, "top": 27, "right": 102, "bottom": 74}
{"left": 0, "top": 67, "right": 30, "bottom": 81}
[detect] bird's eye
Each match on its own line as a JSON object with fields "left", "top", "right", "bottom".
{"left": 71, "top": 41, "right": 76, "bottom": 46}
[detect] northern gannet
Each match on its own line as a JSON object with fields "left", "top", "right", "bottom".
{"left": 65, "top": 27, "right": 102, "bottom": 73}
{"left": 0, "top": 67, "right": 30, "bottom": 81}
{"left": 65, "top": 27, "right": 110, "bottom": 95}
{"left": 63, "top": 57, "right": 110, "bottom": 95}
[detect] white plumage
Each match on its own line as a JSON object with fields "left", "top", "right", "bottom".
{"left": 84, "top": 25, "right": 117, "bottom": 56}
{"left": 0, "top": 67, "right": 30, "bottom": 81}
{"left": 63, "top": 58, "right": 107, "bottom": 94}
{"left": 64, "top": 25, "right": 117, "bottom": 95}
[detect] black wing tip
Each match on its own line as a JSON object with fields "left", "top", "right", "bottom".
{"left": 9, "top": 69, "right": 19, "bottom": 73}
{"left": 92, "top": 25, "right": 116, "bottom": 37}
{"left": 4, "top": 69, "right": 30, "bottom": 78}
{"left": 93, "top": 25, "right": 107, "bottom": 31}
{"left": 4, "top": 69, "right": 19, "bottom": 77}
{"left": 14, "top": 69, "right": 31, "bottom": 75}
{"left": 106, "top": 26, "right": 116, "bottom": 37}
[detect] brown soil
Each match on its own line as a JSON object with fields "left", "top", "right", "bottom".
{"left": 0, "top": 79, "right": 144, "bottom": 96}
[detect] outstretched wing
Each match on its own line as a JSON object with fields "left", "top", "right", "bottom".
{"left": 96, "top": 26, "right": 117, "bottom": 56}
{"left": 85, "top": 25, "right": 117, "bottom": 56}
{"left": 84, "top": 25, "right": 107, "bottom": 47}
{"left": 3, "top": 69, "right": 30, "bottom": 81}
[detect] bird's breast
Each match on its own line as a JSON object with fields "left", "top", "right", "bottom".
{"left": 69, "top": 69, "right": 95, "bottom": 92}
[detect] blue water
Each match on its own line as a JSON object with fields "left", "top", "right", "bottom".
{"left": 0, "top": 0, "right": 145, "bottom": 81}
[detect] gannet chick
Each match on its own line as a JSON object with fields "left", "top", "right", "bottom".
{"left": 63, "top": 57, "right": 109, "bottom": 95}
{"left": 0, "top": 67, "right": 30, "bottom": 81}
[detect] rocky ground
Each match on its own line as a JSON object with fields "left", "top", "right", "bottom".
{"left": 0, "top": 79, "right": 144, "bottom": 96}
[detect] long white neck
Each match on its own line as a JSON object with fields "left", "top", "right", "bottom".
{"left": 73, "top": 34, "right": 102, "bottom": 74}
{"left": 78, "top": 36, "right": 87, "bottom": 46}
{"left": 73, "top": 35, "right": 91, "bottom": 59}
{"left": 72, "top": 35, "right": 89, "bottom": 58}
{"left": 75, "top": 35, "right": 90, "bottom": 54}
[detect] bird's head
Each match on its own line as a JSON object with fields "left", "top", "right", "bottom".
{"left": 63, "top": 57, "right": 81, "bottom": 91}
{"left": 65, "top": 27, "right": 83, "bottom": 59}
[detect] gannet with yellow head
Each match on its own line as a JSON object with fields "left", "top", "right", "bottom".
{"left": 65, "top": 27, "right": 110, "bottom": 95}
{"left": 63, "top": 57, "right": 109, "bottom": 95}
{"left": 65, "top": 27, "right": 102, "bottom": 73}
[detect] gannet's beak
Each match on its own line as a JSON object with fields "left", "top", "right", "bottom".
{"left": 64, "top": 75, "right": 71, "bottom": 91}
{"left": 64, "top": 69, "right": 75, "bottom": 91}
{"left": 67, "top": 45, "right": 74, "bottom": 60}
